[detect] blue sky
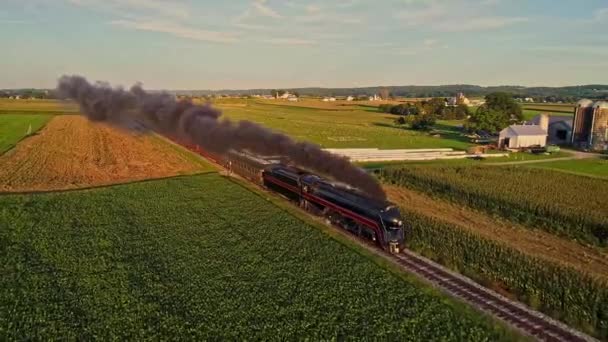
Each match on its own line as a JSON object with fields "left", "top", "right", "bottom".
{"left": 2, "top": 0, "right": 607, "bottom": 89}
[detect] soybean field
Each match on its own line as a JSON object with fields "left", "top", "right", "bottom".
{"left": 0, "top": 173, "right": 516, "bottom": 340}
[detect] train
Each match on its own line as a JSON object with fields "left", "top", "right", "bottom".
{"left": 168, "top": 138, "right": 406, "bottom": 253}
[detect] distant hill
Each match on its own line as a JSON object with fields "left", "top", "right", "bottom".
{"left": 3, "top": 84, "right": 608, "bottom": 100}
{"left": 170, "top": 84, "right": 608, "bottom": 100}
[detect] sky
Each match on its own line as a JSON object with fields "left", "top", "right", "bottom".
{"left": 1, "top": 0, "right": 608, "bottom": 89}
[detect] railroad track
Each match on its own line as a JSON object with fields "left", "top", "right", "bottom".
{"left": 167, "top": 138, "right": 596, "bottom": 342}
{"left": 392, "top": 250, "right": 596, "bottom": 342}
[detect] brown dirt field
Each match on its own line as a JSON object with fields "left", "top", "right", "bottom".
{"left": 0, "top": 115, "right": 212, "bottom": 192}
{"left": 385, "top": 185, "right": 608, "bottom": 281}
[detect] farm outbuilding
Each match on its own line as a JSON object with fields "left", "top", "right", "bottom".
{"left": 528, "top": 114, "right": 572, "bottom": 145}
{"left": 498, "top": 125, "right": 547, "bottom": 149}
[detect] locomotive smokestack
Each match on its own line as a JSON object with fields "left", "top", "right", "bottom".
{"left": 57, "top": 75, "right": 386, "bottom": 200}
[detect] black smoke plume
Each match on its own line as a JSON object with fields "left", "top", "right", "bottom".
{"left": 57, "top": 75, "right": 386, "bottom": 200}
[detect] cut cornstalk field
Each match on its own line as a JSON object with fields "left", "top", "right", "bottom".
{"left": 0, "top": 115, "right": 212, "bottom": 192}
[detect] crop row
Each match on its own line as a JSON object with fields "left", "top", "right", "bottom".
{"left": 381, "top": 165, "right": 608, "bottom": 246}
{"left": 403, "top": 209, "right": 608, "bottom": 339}
{"left": 0, "top": 173, "right": 515, "bottom": 340}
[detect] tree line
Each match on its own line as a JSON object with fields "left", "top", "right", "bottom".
{"left": 380, "top": 92, "right": 523, "bottom": 134}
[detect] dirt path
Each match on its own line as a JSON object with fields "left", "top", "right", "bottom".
{"left": 0, "top": 116, "right": 209, "bottom": 192}
{"left": 384, "top": 185, "right": 608, "bottom": 281}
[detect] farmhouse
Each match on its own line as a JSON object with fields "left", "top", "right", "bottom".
{"left": 447, "top": 93, "right": 470, "bottom": 106}
{"left": 572, "top": 99, "right": 608, "bottom": 151}
{"left": 528, "top": 114, "right": 572, "bottom": 145}
{"left": 498, "top": 124, "right": 547, "bottom": 149}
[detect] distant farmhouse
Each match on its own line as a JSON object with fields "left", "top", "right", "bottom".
{"left": 447, "top": 93, "right": 470, "bottom": 106}
{"left": 572, "top": 99, "right": 608, "bottom": 151}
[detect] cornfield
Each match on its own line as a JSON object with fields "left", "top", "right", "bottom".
{"left": 381, "top": 165, "right": 608, "bottom": 246}
{"left": 404, "top": 209, "right": 608, "bottom": 339}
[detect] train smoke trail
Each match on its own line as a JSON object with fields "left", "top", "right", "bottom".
{"left": 57, "top": 75, "right": 386, "bottom": 200}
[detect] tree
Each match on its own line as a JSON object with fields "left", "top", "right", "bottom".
{"left": 484, "top": 92, "right": 523, "bottom": 121}
{"left": 465, "top": 106, "right": 509, "bottom": 134}
{"left": 453, "top": 104, "right": 470, "bottom": 120}
{"left": 409, "top": 114, "right": 436, "bottom": 130}
{"left": 379, "top": 87, "right": 390, "bottom": 100}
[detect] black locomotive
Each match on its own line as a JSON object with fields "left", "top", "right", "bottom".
{"left": 262, "top": 165, "right": 405, "bottom": 253}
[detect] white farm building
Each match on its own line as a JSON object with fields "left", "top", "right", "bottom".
{"left": 498, "top": 125, "right": 547, "bottom": 149}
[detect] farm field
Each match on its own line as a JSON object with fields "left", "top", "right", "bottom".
{"left": 529, "top": 157, "right": 608, "bottom": 178}
{"left": 522, "top": 109, "right": 572, "bottom": 120}
{"left": 0, "top": 173, "right": 516, "bottom": 340}
{"left": 0, "top": 115, "right": 211, "bottom": 192}
{"left": 380, "top": 165, "right": 608, "bottom": 247}
{"left": 521, "top": 103, "right": 574, "bottom": 113}
{"left": 0, "top": 99, "right": 78, "bottom": 115}
{"left": 384, "top": 185, "right": 608, "bottom": 338}
{"left": 216, "top": 100, "right": 472, "bottom": 150}
{"left": 384, "top": 184, "right": 608, "bottom": 280}
{"left": 0, "top": 114, "right": 52, "bottom": 154}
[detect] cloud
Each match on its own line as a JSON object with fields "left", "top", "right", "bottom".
{"left": 440, "top": 16, "right": 528, "bottom": 32}
{"left": 252, "top": 0, "right": 282, "bottom": 18}
{"left": 594, "top": 7, "right": 608, "bottom": 21}
{"left": 0, "top": 19, "right": 29, "bottom": 24}
{"left": 110, "top": 19, "right": 239, "bottom": 43}
{"left": 68, "top": 0, "right": 190, "bottom": 19}
{"left": 262, "top": 37, "right": 317, "bottom": 46}
{"left": 395, "top": 38, "right": 447, "bottom": 55}
{"left": 394, "top": 1, "right": 526, "bottom": 32}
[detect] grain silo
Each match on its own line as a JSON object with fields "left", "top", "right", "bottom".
{"left": 571, "top": 99, "right": 608, "bottom": 151}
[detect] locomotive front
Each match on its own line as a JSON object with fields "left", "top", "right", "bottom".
{"left": 379, "top": 205, "right": 405, "bottom": 253}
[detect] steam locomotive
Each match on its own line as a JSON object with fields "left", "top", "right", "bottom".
{"left": 262, "top": 165, "right": 405, "bottom": 253}
{"left": 168, "top": 138, "right": 406, "bottom": 253}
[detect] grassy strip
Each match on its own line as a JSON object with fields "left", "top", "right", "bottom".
{"left": 404, "top": 209, "right": 608, "bottom": 339}
{"left": 0, "top": 114, "right": 52, "bottom": 154}
{"left": 528, "top": 158, "right": 608, "bottom": 179}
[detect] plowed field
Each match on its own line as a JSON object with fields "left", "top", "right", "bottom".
{"left": 0, "top": 115, "right": 212, "bottom": 192}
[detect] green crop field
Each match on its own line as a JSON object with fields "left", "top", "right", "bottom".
{"left": 0, "top": 114, "right": 52, "bottom": 153}
{"left": 0, "top": 173, "right": 515, "bottom": 340}
{"left": 216, "top": 100, "right": 472, "bottom": 150}
{"left": 529, "top": 158, "right": 608, "bottom": 178}
{"left": 380, "top": 165, "right": 608, "bottom": 247}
